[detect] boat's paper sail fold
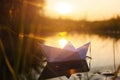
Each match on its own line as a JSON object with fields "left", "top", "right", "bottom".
{"left": 40, "top": 42, "right": 90, "bottom": 62}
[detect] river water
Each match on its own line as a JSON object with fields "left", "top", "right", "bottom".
{"left": 44, "top": 32, "right": 120, "bottom": 72}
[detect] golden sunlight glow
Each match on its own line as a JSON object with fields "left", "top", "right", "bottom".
{"left": 44, "top": 0, "right": 120, "bottom": 21}
{"left": 54, "top": 2, "right": 72, "bottom": 14}
{"left": 59, "top": 38, "right": 68, "bottom": 48}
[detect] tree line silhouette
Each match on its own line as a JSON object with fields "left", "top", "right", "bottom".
{"left": 39, "top": 16, "right": 120, "bottom": 34}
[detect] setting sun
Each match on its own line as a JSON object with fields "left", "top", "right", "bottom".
{"left": 44, "top": 0, "right": 120, "bottom": 21}
{"left": 54, "top": 2, "right": 72, "bottom": 15}
{"left": 59, "top": 38, "right": 68, "bottom": 48}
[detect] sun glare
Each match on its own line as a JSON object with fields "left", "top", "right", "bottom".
{"left": 54, "top": 2, "right": 72, "bottom": 14}
{"left": 59, "top": 38, "right": 68, "bottom": 48}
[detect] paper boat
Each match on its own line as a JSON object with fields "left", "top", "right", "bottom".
{"left": 39, "top": 42, "right": 90, "bottom": 79}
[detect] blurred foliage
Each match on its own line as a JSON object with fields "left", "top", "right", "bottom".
{"left": 0, "top": 0, "right": 45, "bottom": 80}
{"left": 0, "top": 0, "right": 45, "bottom": 34}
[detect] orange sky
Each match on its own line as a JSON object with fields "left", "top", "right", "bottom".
{"left": 44, "top": 0, "right": 120, "bottom": 21}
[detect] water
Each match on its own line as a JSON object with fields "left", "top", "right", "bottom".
{"left": 44, "top": 32, "right": 120, "bottom": 72}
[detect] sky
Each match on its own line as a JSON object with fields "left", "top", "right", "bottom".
{"left": 44, "top": 0, "right": 120, "bottom": 21}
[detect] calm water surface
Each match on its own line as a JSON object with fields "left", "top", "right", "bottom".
{"left": 44, "top": 32, "right": 120, "bottom": 72}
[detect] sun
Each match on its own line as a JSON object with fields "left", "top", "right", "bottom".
{"left": 54, "top": 2, "right": 72, "bottom": 15}
{"left": 59, "top": 38, "right": 68, "bottom": 48}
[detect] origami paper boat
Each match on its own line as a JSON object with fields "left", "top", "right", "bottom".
{"left": 39, "top": 42, "right": 90, "bottom": 79}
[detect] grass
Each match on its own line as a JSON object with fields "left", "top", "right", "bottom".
{"left": 0, "top": 26, "right": 45, "bottom": 80}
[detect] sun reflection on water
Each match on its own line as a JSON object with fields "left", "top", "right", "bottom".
{"left": 58, "top": 38, "right": 68, "bottom": 48}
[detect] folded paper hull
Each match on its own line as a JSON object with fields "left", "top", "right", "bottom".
{"left": 40, "top": 60, "right": 89, "bottom": 79}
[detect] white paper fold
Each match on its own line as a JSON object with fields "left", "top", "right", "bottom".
{"left": 40, "top": 42, "right": 90, "bottom": 62}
